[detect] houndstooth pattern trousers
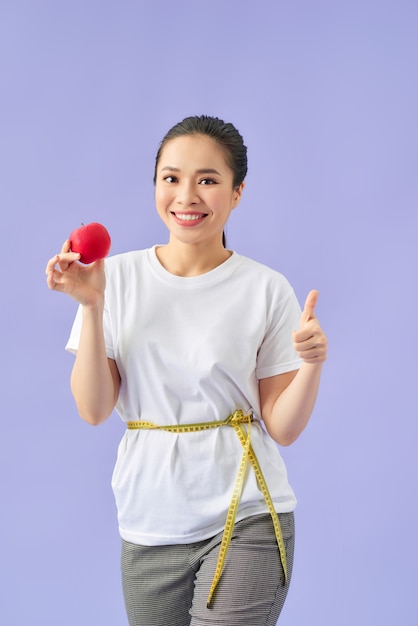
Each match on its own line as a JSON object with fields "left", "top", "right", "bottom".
{"left": 121, "top": 512, "right": 295, "bottom": 626}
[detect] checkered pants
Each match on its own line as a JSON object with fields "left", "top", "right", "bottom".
{"left": 121, "top": 512, "right": 295, "bottom": 626}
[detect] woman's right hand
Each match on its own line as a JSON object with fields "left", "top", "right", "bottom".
{"left": 45, "top": 239, "right": 106, "bottom": 307}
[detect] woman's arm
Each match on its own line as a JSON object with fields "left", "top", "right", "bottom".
{"left": 46, "top": 240, "right": 121, "bottom": 425}
{"left": 70, "top": 303, "right": 121, "bottom": 426}
{"left": 259, "top": 290, "right": 327, "bottom": 446}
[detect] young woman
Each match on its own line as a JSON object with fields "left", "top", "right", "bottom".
{"left": 46, "top": 115, "right": 327, "bottom": 626}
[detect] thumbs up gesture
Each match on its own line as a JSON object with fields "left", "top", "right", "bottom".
{"left": 293, "top": 290, "right": 328, "bottom": 363}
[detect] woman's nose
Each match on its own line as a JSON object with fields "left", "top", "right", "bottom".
{"left": 176, "top": 183, "right": 199, "bottom": 205}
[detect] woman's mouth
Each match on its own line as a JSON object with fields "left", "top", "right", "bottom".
{"left": 171, "top": 212, "right": 207, "bottom": 226}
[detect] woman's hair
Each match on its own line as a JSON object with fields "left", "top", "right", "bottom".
{"left": 153, "top": 115, "right": 247, "bottom": 247}
{"left": 153, "top": 115, "right": 247, "bottom": 188}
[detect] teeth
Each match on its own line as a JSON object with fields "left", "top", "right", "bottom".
{"left": 175, "top": 213, "right": 205, "bottom": 221}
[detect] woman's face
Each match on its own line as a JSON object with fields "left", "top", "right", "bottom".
{"left": 155, "top": 134, "right": 243, "bottom": 247}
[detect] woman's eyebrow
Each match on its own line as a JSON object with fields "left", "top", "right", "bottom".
{"left": 160, "top": 166, "right": 222, "bottom": 176}
{"left": 195, "top": 168, "right": 222, "bottom": 176}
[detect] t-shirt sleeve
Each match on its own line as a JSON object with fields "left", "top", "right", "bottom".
{"left": 255, "top": 284, "right": 302, "bottom": 379}
{"left": 65, "top": 304, "right": 82, "bottom": 355}
{"left": 65, "top": 300, "right": 115, "bottom": 360}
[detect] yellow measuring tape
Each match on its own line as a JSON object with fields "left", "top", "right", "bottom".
{"left": 127, "top": 410, "right": 287, "bottom": 608}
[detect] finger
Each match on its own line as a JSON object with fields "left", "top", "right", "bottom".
{"left": 56, "top": 240, "right": 79, "bottom": 271}
{"left": 293, "top": 323, "right": 316, "bottom": 344}
{"left": 58, "top": 256, "right": 80, "bottom": 271}
{"left": 296, "top": 346, "right": 327, "bottom": 363}
{"left": 45, "top": 254, "right": 58, "bottom": 275}
{"left": 46, "top": 266, "right": 63, "bottom": 291}
{"left": 46, "top": 269, "right": 57, "bottom": 290}
{"left": 300, "top": 351, "right": 324, "bottom": 363}
{"left": 301, "top": 289, "right": 318, "bottom": 325}
{"left": 45, "top": 242, "right": 78, "bottom": 274}
{"left": 61, "top": 239, "right": 72, "bottom": 254}
{"left": 57, "top": 250, "right": 81, "bottom": 272}
{"left": 294, "top": 330, "right": 328, "bottom": 363}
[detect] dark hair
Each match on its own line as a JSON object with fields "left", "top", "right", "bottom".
{"left": 153, "top": 115, "right": 247, "bottom": 247}
{"left": 154, "top": 115, "right": 247, "bottom": 187}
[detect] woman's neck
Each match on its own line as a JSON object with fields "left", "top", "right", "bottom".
{"left": 155, "top": 240, "right": 232, "bottom": 277}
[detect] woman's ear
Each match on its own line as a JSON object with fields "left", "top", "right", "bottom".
{"left": 232, "top": 182, "right": 245, "bottom": 208}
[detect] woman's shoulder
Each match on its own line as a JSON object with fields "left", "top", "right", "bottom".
{"left": 105, "top": 248, "right": 148, "bottom": 269}
{"left": 237, "top": 253, "right": 293, "bottom": 287}
{"left": 103, "top": 248, "right": 151, "bottom": 286}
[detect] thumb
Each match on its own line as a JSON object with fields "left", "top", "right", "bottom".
{"left": 301, "top": 289, "right": 318, "bottom": 326}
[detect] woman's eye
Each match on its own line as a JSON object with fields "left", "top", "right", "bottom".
{"left": 199, "top": 178, "right": 216, "bottom": 185}
{"left": 163, "top": 175, "right": 178, "bottom": 183}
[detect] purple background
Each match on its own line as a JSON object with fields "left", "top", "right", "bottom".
{"left": 1, "top": 1, "right": 417, "bottom": 624}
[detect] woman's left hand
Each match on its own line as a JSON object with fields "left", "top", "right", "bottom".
{"left": 293, "top": 290, "right": 328, "bottom": 363}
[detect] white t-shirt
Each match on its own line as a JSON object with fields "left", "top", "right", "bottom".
{"left": 66, "top": 246, "right": 302, "bottom": 545}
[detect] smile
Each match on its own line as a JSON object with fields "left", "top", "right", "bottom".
{"left": 174, "top": 213, "right": 206, "bottom": 221}
{"left": 171, "top": 212, "right": 208, "bottom": 226}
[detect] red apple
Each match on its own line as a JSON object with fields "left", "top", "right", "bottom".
{"left": 69, "top": 222, "right": 111, "bottom": 264}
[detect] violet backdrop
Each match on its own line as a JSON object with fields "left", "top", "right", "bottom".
{"left": 1, "top": 1, "right": 417, "bottom": 624}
